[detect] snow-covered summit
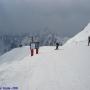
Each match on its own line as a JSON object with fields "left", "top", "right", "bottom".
{"left": 66, "top": 23, "right": 90, "bottom": 45}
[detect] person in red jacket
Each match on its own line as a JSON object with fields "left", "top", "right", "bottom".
{"left": 30, "top": 43, "right": 35, "bottom": 56}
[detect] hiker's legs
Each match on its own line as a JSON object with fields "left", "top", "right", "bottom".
{"left": 31, "top": 49, "right": 34, "bottom": 56}
{"left": 56, "top": 46, "right": 58, "bottom": 49}
{"left": 88, "top": 41, "right": 90, "bottom": 46}
{"left": 56, "top": 46, "right": 59, "bottom": 49}
{"left": 36, "top": 48, "right": 39, "bottom": 54}
{"left": 88, "top": 41, "right": 89, "bottom": 46}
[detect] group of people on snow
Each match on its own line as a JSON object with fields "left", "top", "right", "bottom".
{"left": 30, "top": 42, "right": 40, "bottom": 56}
{"left": 29, "top": 39, "right": 62, "bottom": 56}
{"left": 29, "top": 41, "right": 61, "bottom": 56}
{"left": 19, "top": 35, "right": 90, "bottom": 57}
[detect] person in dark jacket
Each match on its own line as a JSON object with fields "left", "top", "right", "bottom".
{"left": 88, "top": 36, "right": 90, "bottom": 46}
{"left": 35, "top": 42, "right": 40, "bottom": 54}
{"left": 56, "top": 42, "right": 59, "bottom": 50}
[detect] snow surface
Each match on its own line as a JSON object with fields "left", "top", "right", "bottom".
{"left": 0, "top": 24, "right": 90, "bottom": 90}
{"left": 66, "top": 23, "right": 90, "bottom": 45}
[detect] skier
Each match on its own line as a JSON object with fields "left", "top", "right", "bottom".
{"left": 35, "top": 42, "right": 40, "bottom": 54}
{"left": 88, "top": 36, "right": 90, "bottom": 46}
{"left": 19, "top": 44, "right": 22, "bottom": 47}
{"left": 56, "top": 42, "right": 59, "bottom": 50}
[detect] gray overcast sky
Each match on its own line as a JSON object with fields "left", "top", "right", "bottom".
{"left": 0, "top": 0, "right": 90, "bottom": 37}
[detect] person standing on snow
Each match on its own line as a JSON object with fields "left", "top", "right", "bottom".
{"left": 56, "top": 42, "right": 59, "bottom": 50}
{"left": 88, "top": 36, "right": 90, "bottom": 46}
{"left": 30, "top": 42, "right": 35, "bottom": 56}
{"left": 35, "top": 42, "right": 40, "bottom": 54}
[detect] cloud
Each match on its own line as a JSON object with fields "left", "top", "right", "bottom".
{"left": 0, "top": 0, "right": 90, "bottom": 36}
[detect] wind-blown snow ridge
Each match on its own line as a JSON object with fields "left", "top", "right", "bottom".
{"left": 65, "top": 23, "right": 90, "bottom": 45}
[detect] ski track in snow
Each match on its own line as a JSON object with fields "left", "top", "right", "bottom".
{"left": 0, "top": 24, "right": 90, "bottom": 90}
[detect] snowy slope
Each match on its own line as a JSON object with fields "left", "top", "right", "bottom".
{"left": 66, "top": 23, "right": 90, "bottom": 45}
{"left": 0, "top": 24, "right": 90, "bottom": 90}
{"left": 0, "top": 46, "right": 30, "bottom": 65}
